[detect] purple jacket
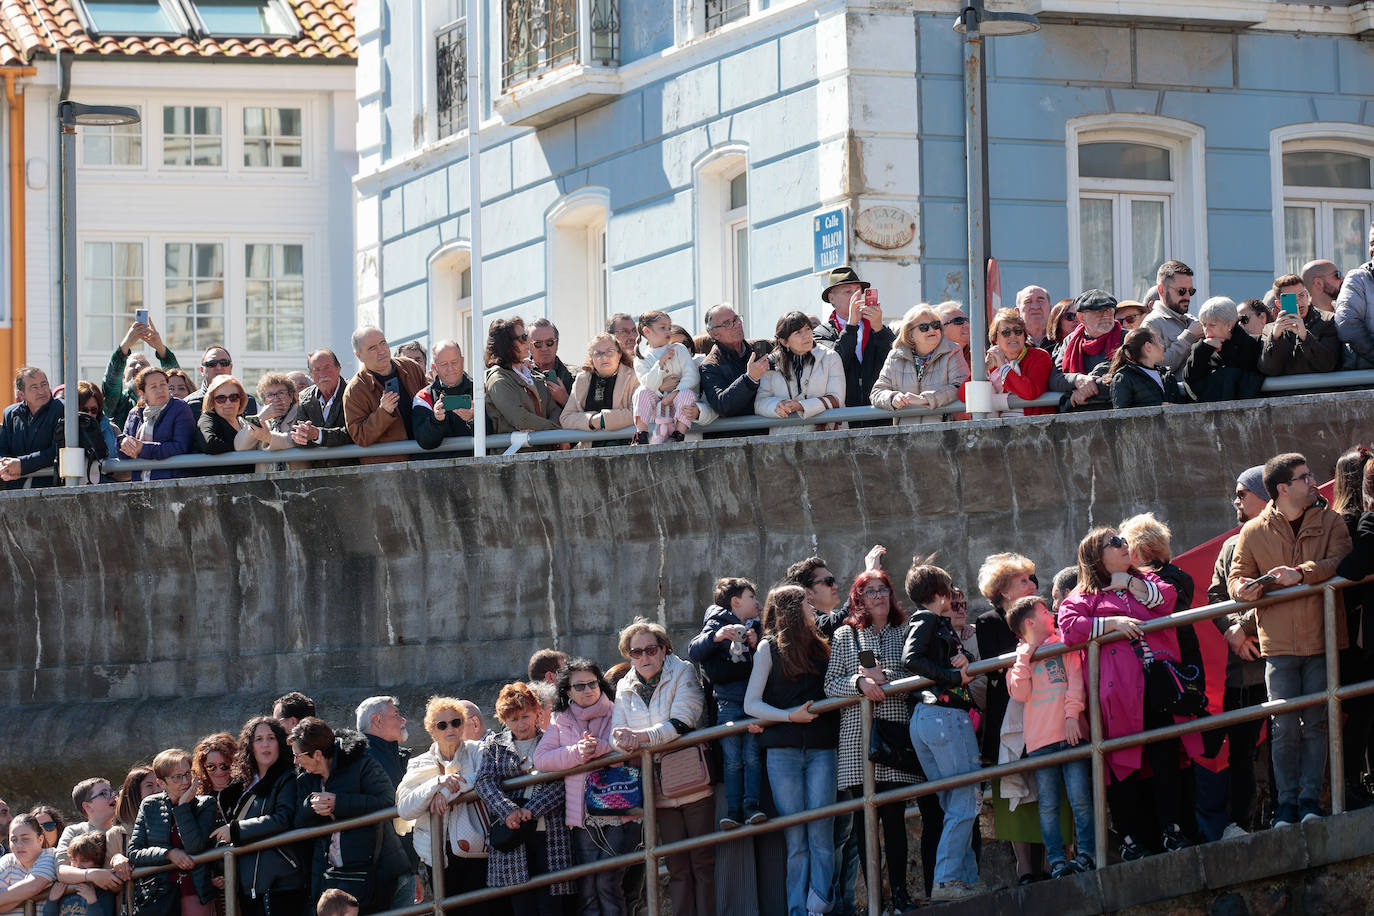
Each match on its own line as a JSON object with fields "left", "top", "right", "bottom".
{"left": 121, "top": 398, "right": 195, "bottom": 480}
{"left": 1058, "top": 571, "right": 1202, "bottom": 780}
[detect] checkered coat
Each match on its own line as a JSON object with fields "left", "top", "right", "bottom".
{"left": 475, "top": 729, "right": 573, "bottom": 894}
{"left": 824, "top": 621, "right": 923, "bottom": 790}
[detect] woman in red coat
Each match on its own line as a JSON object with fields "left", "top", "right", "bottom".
{"left": 984, "top": 308, "right": 1054, "bottom": 416}
{"left": 1058, "top": 527, "right": 1200, "bottom": 861}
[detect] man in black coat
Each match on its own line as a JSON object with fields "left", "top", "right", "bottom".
{"left": 699, "top": 303, "right": 769, "bottom": 423}
{"left": 1, "top": 367, "right": 62, "bottom": 489}
{"left": 811, "top": 266, "right": 895, "bottom": 426}
{"left": 411, "top": 340, "right": 485, "bottom": 451}
{"left": 357, "top": 697, "right": 419, "bottom": 911}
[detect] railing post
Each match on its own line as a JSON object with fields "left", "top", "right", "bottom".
{"left": 640, "top": 748, "right": 660, "bottom": 915}
{"left": 860, "top": 697, "right": 881, "bottom": 916}
{"left": 577, "top": 0, "right": 591, "bottom": 65}
{"left": 1325, "top": 584, "right": 1345, "bottom": 815}
{"left": 222, "top": 849, "right": 237, "bottom": 916}
{"left": 431, "top": 813, "right": 446, "bottom": 916}
{"left": 1087, "top": 640, "right": 1107, "bottom": 861}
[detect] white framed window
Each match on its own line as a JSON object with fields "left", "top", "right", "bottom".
{"left": 1067, "top": 116, "right": 1208, "bottom": 302}
{"left": 242, "top": 107, "right": 303, "bottom": 168}
{"left": 428, "top": 241, "right": 475, "bottom": 359}
{"left": 1270, "top": 125, "right": 1374, "bottom": 276}
{"left": 82, "top": 241, "right": 145, "bottom": 352}
{"left": 546, "top": 188, "right": 610, "bottom": 355}
{"left": 694, "top": 146, "right": 749, "bottom": 327}
{"left": 245, "top": 243, "right": 305, "bottom": 351}
{"left": 164, "top": 241, "right": 226, "bottom": 353}
{"left": 80, "top": 107, "right": 143, "bottom": 168}
{"left": 163, "top": 105, "right": 223, "bottom": 167}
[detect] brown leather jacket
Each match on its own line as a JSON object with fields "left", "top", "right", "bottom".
{"left": 1227, "top": 501, "right": 1352, "bottom": 657}
{"left": 342, "top": 356, "right": 427, "bottom": 464}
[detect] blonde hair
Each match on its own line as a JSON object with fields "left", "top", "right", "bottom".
{"left": 987, "top": 307, "right": 1026, "bottom": 345}
{"left": 423, "top": 696, "right": 467, "bottom": 734}
{"left": 152, "top": 748, "right": 191, "bottom": 779}
{"left": 977, "top": 552, "right": 1035, "bottom": 606}
{"left": 1118, "top": 512, "right": 1173, "bottom": 566}
{"left": 617, "top": 616, "right": 673, "bottom": 658}
{"left": 896, "top": 304, "right": 942, "bottom": 350}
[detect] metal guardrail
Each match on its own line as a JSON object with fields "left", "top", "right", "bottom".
{"left": 17, "top": 574, "right": 1361, "bottom": 916}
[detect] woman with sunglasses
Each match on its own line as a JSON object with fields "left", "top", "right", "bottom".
{"left": 822, "top": 572, "right": 917, "bottom": 914}
{"left": 396, "top": 698, "right": 492, "bottom": 916}
{"left": 980, "top": 308, "right": 1054, "bottom": 418}
{"left": 207, "top": 717, "right": 310, "bottom": 916}
{"left": 121, "top": 367, "right": 195, "bottom": 481}
{"left": 611, "top": 618, "right": 714, "bottom": 916}
{"left": 484, "top": 318, "right": 563, "bottom": 438}
{"left": 191, "top": 734, "right": 243, "bottom": 826}
{"left": 196, "top": 376, "right": 252, "bottom": 471}
{"left": 27, "top": 808, "right": 63, "bottom": 851}
{"left": 535, "top": 660, "right": 637, "bottom": 916}
{"left": 1236, "top": 298, "right": 1270, "bottom": 337}
{"left": 127, "top": 748, "right": 221, "bottom": 916}
{"left": 871, "top": 304, "right": 970, "bottom": 425}
{"left": 1047, "top": 299, "right": 1079, "bottom": 360}
{"left": 1058, "top": 528, "right": 1189, "bottom": 859}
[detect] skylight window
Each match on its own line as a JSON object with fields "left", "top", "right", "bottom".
{"left": 83, "top": 0, "right": 181, "bottom": 34}
{"left": 193, "top": 0, "right": 293, "bottom": 35}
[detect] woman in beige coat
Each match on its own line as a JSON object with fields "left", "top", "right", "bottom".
{"left": 754, "top": 310, "right": 847, "bottom": 432}
{"left": 560, "top": 333, "right": 638, "bottom": 445}
{"left": 870, "top": 304, "right": 971, "bottom": 425}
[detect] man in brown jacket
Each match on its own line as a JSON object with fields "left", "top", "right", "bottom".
{"left": 1228, "top": 452, "right": 1353, "bottom": 826}
{"left": 342, "top": 326, "right": 427, "bottom": 465}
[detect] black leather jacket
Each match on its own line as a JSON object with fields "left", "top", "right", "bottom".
{"left": 228, "top": 761, "right": 309, "bottom": 898}
{"left": 128, "top": 792, "right": 220, "bottom": 905}
{"left": 902, "top": 610, "right": 976, "bottom": 710}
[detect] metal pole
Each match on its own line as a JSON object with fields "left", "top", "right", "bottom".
{"left": 1087, "top": 640, "right": 1107, "bottom": 861}
{"left": 222, "top": 849, "right": 237, "bottom": 916}
{"left": 1325, "top": 585, "right": 1345, "bottom": 815}
{"left": 431, "top": 813, "right": 446, "bottom": 916}
{"left": 961, "top": 1, "right": 991, "bottom": 419}
{"left": 466, "top": 0, "right": 486, "bottom": 458}
{"left": 860, "top": 698, "right": 881, "bottom": 916}
{"left": 58, "top": 102, "right": 80, "bottom": 485}
{"left": 640, "top": 748, "right": 660, "bottom": 915}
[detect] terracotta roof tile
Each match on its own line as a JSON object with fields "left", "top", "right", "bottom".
{"left": 0, "top": 0, "right": 355, "bottom": 63}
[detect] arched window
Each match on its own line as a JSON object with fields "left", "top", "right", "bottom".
{"left": 546, "top": 187, "right": 610, "bottom": 354}
{"left": 428, "top": 241, "right": 473, "bottom": 360}
{"left": 694, "top": 147, "right": 749, "bottom": 328}
{"left": 1271, "top": 125, "right": 1374, "bottom": 275}
{"left": 1067, "top": 116, "right": 1208, "bottom": 301}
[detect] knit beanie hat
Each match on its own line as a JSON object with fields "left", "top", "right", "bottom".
{"left": 1237, "top": 465, "right": 1268, "bottom": 502}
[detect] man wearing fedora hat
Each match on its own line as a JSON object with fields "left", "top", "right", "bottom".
{"left": 813, "top": 266, "right": 895, "bottom": 420}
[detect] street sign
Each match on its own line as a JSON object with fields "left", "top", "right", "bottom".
{"left": 813, "top": 208, "right": 847, "bottom": 274}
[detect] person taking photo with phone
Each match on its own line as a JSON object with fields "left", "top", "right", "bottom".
{"left": 813, "top": 266, "right": 895, "bottom": 424}
{"left": 412, "top": 339, "right": 482, "bottom": 451}
{"left": 1258, "top": 274, "right": 1341, "bottom": 375}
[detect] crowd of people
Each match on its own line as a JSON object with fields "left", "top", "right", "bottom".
{"left": 5, "top": 440, "right": 1374, "bottom": 915}
{"left": 5, "top": 230, "right": 1374, "bottom": 487}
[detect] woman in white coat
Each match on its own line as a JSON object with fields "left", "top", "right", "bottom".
{"left": 609, "top": 618, "right": 714, "bottom": 916}
{"left": 395, "top": 697, "right": 489, "bottom": 915}
{"left": 754, "top": 310, "right": 847, "bottom": 432}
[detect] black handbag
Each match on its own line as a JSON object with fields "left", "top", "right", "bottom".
{"left": 486, "top": 812, "right": 536, "bottom": 852}
{"left": 320, "top": 823, "right": 382, "bottom": 906}
{"left": 868, "top": 718, "right": 924, "bottom": 779}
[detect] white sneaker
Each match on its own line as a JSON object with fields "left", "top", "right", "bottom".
{"left": 1221, "top": 822, "right": 1249, "bottom": 840}
{"left": 930, "top": 880, "right": 984, "bottom": 901}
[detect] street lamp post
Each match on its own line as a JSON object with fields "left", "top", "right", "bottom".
{"left": 58, "top": 101, "right": 140, "bottom": 486}
{"left": 953, "top": 0, "right": 1038, "bottom": 417}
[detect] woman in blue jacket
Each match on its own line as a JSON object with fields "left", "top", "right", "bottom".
{"left": 120, "top": 367, "right": 195, "bottom": 480}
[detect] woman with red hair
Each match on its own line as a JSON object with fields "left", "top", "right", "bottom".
{"left": 822, "top": 570, "right": 918, "bottom": 913}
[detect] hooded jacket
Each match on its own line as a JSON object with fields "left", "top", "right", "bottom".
{"left": 228, "top": 759, "right": 310, "bottom": 899}
{"left": 686, "top": 604, "right": 759, "bottom": 706}
{"left": 533, "top": 694, "right": 629, "bottom": 829}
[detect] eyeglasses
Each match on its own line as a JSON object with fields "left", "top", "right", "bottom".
{"left": 212, "top": 393, "right": 243, "bottom": 404}
{"left": 292, "top": 750, "right": 313, "bottom": 761}
{"left": 628, "top": 645, "right": 662, "bottom": 659}
{"left": 811, "top": 575, "right": 837, "bottom": 588}
{"left": 89, "top": 789, "right": 114, "bottom": 801}
{"left": 569, "top": 681, "right": 600, "bottom": 692}
{"left": 532, "top": 339, "right": 557, "bottom": 349}
{"left": 38, "top": 820, "right": 57, "bottom": 831}
{"left": 202, "top": 359, "right": 232, "bottom": 368}
{"left": 997, "top": 327, "right": 1026, "bottom": 338}
{"left": 1292, "top": 472, "right": 1315, "bottom": 483}
{"left": 943, "top": 316, "right": 968, "bottom": 326}
{"left": 915, "top": 321, "right": 942, "bottom": 333}
{"left": 862, "top": 587, "right": 891, "bottom": 598}
{"left": 432, "top": 718, "right": 465, "bottom": 731}
{"left": 263, "top": 389, "right": 291, "bottom": 401}
{"left": 203, "top": 763, "right": 231, "bottom": 773}
{"left": 163, "top": 771, "right": 193, "bottom": 784}
{"left": 591, "top": 348, "right": 619, "bottom": 359}
{"left": 710, "top": 316, "right": 742, "bottom": 331}
{"left": 1064, "top": 312, "right": 1077, "bottom": 320}
{"left": 1106, "top": 535, "right": 1128, "bottom": 549}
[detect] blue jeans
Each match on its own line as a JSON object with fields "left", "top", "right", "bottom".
{"left": 1266, "top": 653, "right": 1328, "bottom": 807}
{"left": 718, "top": 699, "right": 762, "bottom": 812}
{"left": 766, "top": 747, "right": 837, "bottom": 916}
{"left": 910, "top": 705, "right": 980, "bottom": 887}
{"left": 392, "top": 872, "right": 418, "bottom": 912}
{"left": 830, "top": 790, "right": 860, "bottom": 915}
{"left": 1028, "top": 741, "right": 1094, "bottom": 864}
{"left": 572, "top": 821, "right": 642, "bottom": 916}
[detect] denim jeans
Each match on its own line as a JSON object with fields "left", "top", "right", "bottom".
{"left": 1266, "top": 653, "right": 1328, "bottom": 807}
{"left": 830, "top": 789, "right": 860, "bottom": 915}
{"left": 766, "top": 747, "right": 837, "bottom": 916}
{"left": 1028, "top": 741, "right": 1094, "bottom": 864}
{"left": 719, "top": 699, "right": 762, "bottom": 812}
{"left": 909, "top": 705, "right": 981, "bottom": 887}
{"left": 572, "top": 821, "right": 642, "bottom": 916}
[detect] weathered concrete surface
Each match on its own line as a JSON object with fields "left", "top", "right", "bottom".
{"left": 2, "top": 390, "right": 1370, "bottom": 803}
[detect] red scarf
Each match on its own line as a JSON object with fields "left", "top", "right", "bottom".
{"left": 830, "top": 311, "right": 870, "bottom": 360}
{"left": 1059, "top": 321, "right": 1123, "bottom": 374}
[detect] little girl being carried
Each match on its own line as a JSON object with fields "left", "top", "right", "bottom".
{"left": 631, "top": 310, "right": 699, "bottom": 444}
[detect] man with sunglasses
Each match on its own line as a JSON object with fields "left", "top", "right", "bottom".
{"left": 53, "top": 778, "right": 132, "bottom": 895}
{"left": 184, "top": 346, "right": 257, "bottom": 421}
{"left": 343, "top": 325, "right": 427, "bottom": 464}
{"left": 1229, "top": 453, "right": 1352, "bottom": 827}
{"left": 1301, "top": 259, "right": 1343, "bottom": 314}
{"left": 813, "top": 266, "right": 896, "bottom": 422}
{"left": 529, "top": 318, "right": 573, "bottom": 408}
{"left": 1141, "top": 259, "right": 1205, "bottom": 372}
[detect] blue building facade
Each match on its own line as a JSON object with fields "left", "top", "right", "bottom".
{"left": 355, "top": 0, "right": 1374, "bottom": 356}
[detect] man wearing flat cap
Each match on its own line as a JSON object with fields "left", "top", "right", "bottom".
{"left": 812, "top": 266, "right": 895, "bottom": 417}
{"left": 1049, "top": 288, "right": 1123, "bottom": 407}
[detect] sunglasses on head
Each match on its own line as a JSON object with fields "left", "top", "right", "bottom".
{"left": 628, "top": 644, "right": 662, "bottom": 659}
{"left": 432, "top": 718, "right": 465, "bottom": 731}
{"left": 915, "top": 321, "right": 942, "bottom": 333}
{"left": 202, "top": 358, "right": 232, "bottom": 368}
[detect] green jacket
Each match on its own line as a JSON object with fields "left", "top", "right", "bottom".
{"left": 102, "top": 345, "right": 179, "bottom": 429}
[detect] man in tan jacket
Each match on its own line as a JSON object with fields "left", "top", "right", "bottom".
{"left": 342, "top": 326, "right": 427, "bottom": 465}
{"left": 1228, "top": 452, "right": 1352, "bottom": 827}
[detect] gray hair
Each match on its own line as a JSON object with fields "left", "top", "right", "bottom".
{"left": 351, "top": 325, "right": 383, "bottom": 355}
{"left": 1198, "top": 296, "right": 1237, "bottom": 324}
{"left": 432, "top": 338, "right": 463, "bottom": 359}
{"left": 530, "top": 317, "right": 558, "bottom": 340}
{"left": 355, "top": 695, "right": 400, "bottom": 732}
{"left": 936, "top": 301, "right": 966, "bottom": 318}
{"left": 528, "top": 681, "right": 557, "bottom": 709}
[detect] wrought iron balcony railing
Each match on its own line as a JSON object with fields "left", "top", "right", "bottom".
{"left": 436, "top": 17, "right": 468, "bottom": 138}
{"left": 502, "top": 0, "right": 618, "bottom": 90}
